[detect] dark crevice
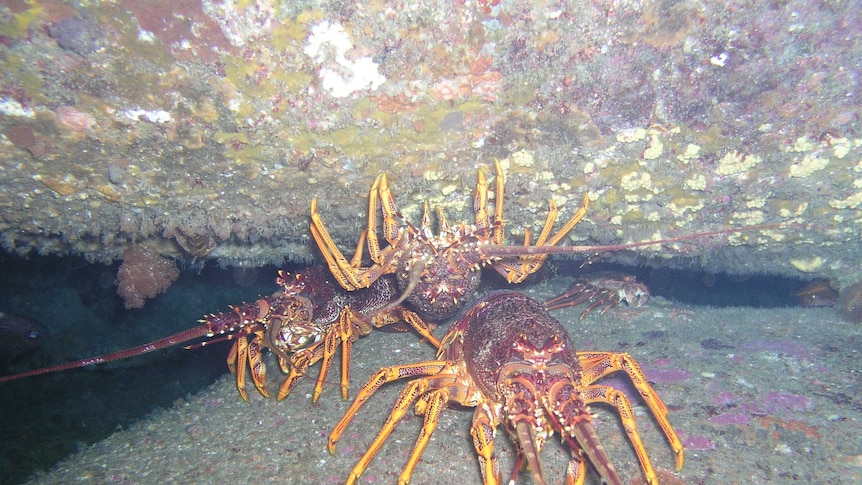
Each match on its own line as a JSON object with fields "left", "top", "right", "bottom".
{"left": 549, "top": 261, "right": 811, "bottom": 308}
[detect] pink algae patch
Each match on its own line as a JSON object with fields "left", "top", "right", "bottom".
{"left": 708, "top": 412, "right": 751, "bottom": 426}
{"left": 713, "top": 390, "right": 740, "bottom": 406}
{"left": 681, "top": 434, "right": 716, "bottom": 450}
{"left": 641, "top": 359, "right": 692, "bottom": 384}
{"left": 763, "top": 391, "right": 811, "bottom": 412}
{"left": 739, "top": 338, "right": 815, "bottom": 361}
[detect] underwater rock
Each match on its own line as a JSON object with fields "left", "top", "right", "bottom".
{"left": 48, "top": 11, "right": 104, "bottom": 56}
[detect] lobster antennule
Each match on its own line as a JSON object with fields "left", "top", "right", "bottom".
{"left": 0, "top": 325, "right": 211, "bottom": 383}
{"left": 478, "top": 222, "right": 804, "bottom": 258}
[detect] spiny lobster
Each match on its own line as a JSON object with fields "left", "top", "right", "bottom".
{"left": 329, "top": 290, "right": 684, "bottom": 485}
{"left": 311, "top": 160, "right": 797, "bottom": 321}
{"left": 0, "top": 266, "right": 439, "bottom": 404}
{"left": 545, "top": 271, "right": 651, "bottom": 320}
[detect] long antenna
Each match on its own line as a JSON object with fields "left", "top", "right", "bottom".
{"left": 0, "top": 326, "right": 211, "bottom": 383}
{"left": 479, "top": 223, "right": 803, "bottom": 257}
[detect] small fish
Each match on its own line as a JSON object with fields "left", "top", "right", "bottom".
{"left": 0, "top": 312, "right": 49, "bottom": 366}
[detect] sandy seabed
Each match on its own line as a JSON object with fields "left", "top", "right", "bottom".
{"left": 23, "top": 279, "right": 862, "bottom": 485}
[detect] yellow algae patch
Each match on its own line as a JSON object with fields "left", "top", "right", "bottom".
{"left": 423, "top": 169, "right": 443, "bottom": 181}
{"left": 534, "top": 170, "right": 554, "bottom": 181}
{"left": 759, "top": 230, "right": 786, "bottom": 242}
{"left": 829, "top": 192, "right": 862, "bottom": 209}
{"left": 214, "top": 131, "right": 263, "bottom": 164}
{"left": 643, "top": 134, "right": 664, "bottom": 160}
{"left": 550, "top": 193, "right": 568, "bottom": 207}
{"left": 746, "top": 197, "right": 766, "bottom": 209}
{"left": 669, "top": 196, "right": 703, "bottom": 217}
{"left": 789, "top": 153, "right": 829, "bottom": 178}
{"left": 511, "top": 149, "right": 534, "bottom": 167}
{"left": 790, "top": 256, "right": 825, "bottom": 273}
{"left": 829, "top": 136, "right": 852, "bottom": 159}
{"left": 640, "top": 231, "right": 668, "bottom": 251}
{"left": 732, "top": 210, "right": 764, "bottom": 225}
{"left": 770, "top": 200, "right": 807, "bottom": 218}
{"left": 0, "top": 0, "right": 44, "bottom": 39}
{"left": 439, "top": 198, "right": 468, "bottom": 213}
{"left": 716, "top": 151, "right": 762, "bottom": 175}
{"left": 790, "top": 136, "right": 815, "bottom": 153}
{"left": 440, "top": 183, "right": 458, "bottom": 196}
{"left": 616, "top": 128, "right": 647, "bottom": 143}
{"left": 553, "top": 182, "right": 575, "bottom": 199}
{"left": 214, "top": 131, "right": 250, "bottom": 145}
{"left": 685, "top": 174, "right": 707, "bottom": 190}
{"left": 399, "top": 203, "right": 421, "bottom": 222}
{"left": 621, "top": 171, "right": 654, "bottom": 191}
{"left": 677, "top": 143, "right": 701, "bottom": 163}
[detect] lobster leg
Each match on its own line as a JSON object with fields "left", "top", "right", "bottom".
{"left": 545, "top": 289, "right": 593, "bottom": 311}
{"left": 310, "top": 197, "right": 393, "bottom": 291}
{"left": 246, "top": 332, "right": 269, "bottom": 398}
{"left": 580, "top": 385, "right": 657, "bottom": 485}
{"left": 577, "top": 351, "right": 685, "bottom": 472}
{"left": 471, "top": 405, "right": 502, "bottom": 485}
{"left": 328, "top": 361, "right": 448, "bottom": 451}
{"left": 398, "top": 388, "right": 450, "bottom": 485}
{"left": 343, "top": 378, "right": 433, "bottom": 485}
{"left": 313, "top": 325, "right": 340, "bottom": 402}
{"left": 580, "top": 293, "right": 619, "bottom": 320}
{"left": 276, "top": 344, "right": 320, "bottom": 401}
{"left": 544, "top": 280, "right": 592, "bottom": 309}
{"left": 372, "top": 306, "right": 441, "bottom": 348}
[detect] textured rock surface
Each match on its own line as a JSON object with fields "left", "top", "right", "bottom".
{"left": 0, "top": 1, "right": 859, "bottom": 287}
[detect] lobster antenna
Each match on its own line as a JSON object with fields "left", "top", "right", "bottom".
{"left": 0, "top": 326, "right": 211, "bottom": 383}
{"left": 479, "top": 223, "right": 805, "bottom": 257}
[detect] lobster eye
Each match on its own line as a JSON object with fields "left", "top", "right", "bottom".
{"left": 27, "top": 329, "right": 41, "bottom": 340}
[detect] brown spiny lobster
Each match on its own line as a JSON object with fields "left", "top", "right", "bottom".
{"left": 0, "top": 266, "right": 439, "bottom": 403}
{"left": 311, "top": 160, "right": 795, "bottom": 322}
{"left": 545, "top": 271, "right": 651, "bottom": 319}
{"left": 329, "top": 290, "right": 684, "bottom": 485}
